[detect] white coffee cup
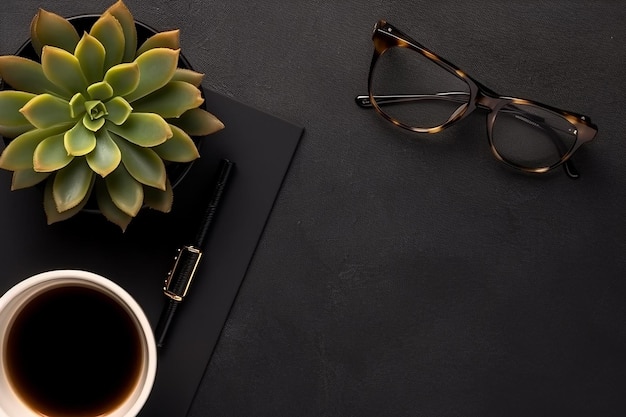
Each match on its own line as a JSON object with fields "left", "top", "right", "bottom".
{"left": 0, "top": 270, "right": 157, "bottom": 417}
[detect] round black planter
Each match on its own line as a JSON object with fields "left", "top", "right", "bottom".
{"left": 0, "top": 15, "right": 204, "bottom": 212}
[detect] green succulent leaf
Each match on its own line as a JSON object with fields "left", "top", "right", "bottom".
{"left": 96, "top": 178, "right": 132, "bottom": 231}
{"left": 86, "top": 129, "right": 121, "bottom": 177}
{"left": 112, "top": 134, "right": 166, "bottom": 190}
{"left": 69, "top": 93, "right": 87, "bottom": 119}
{"left": 90, "top": 12, "right": 125, "bottom": 71}
{"left": 83, "top": 120, "right": 105, "bottom": 134}
{"left": 30, "top": 8, "right": 80, "bottom": 57}
{"left": 75, "top": 33, "right": 106, "bottom": 84}
{"left": 105, "top": 164, "right": 143, "bottom": 217}
{"left": 33, "top": 133, "right": 74, "bottom": 172}
{"left": 168, "top": 108, "right": 225, "bottom": 136}
{"left": 124, "top": 48, "right": 180, "bottom": 102}
{"left": 0, "top": 91, "right": 36, "bottom": 121}
{"left": 136, "top": 29, "right": 180, "bottom": 56}
{"left": 87, "top": 81, "right": 114, "bottom": 101}
{"left": 107, "top": 113, "right": 172, "bottom": 147}
{"left": 171, "top": 68, "right": 204, "bottom": 87}
{"left": 105, "top": 97, "right": 132, "bottom": 125}
{"left": 44, "top": 173, "right": 93, "bottom": 224}
{"left": 103, "top": 62, "right": 140, "bottom": 97}
{"left": 153, "top": 124, "right": 200, "bottom": 162}
{"left": 0, "top": 90, "right": 36, "bottom": 137}
{"left": 82, "top": 113, "right": 106, "bottom": 132}
{"left": 0, "top": 125, "right": 35, "bottom": 140}
{"left": 64, "top": 121, "right": 97, "bottom": 156}
{"left": 143, "top": 178, "right": 173, "bottom": 213}
{"left": 11, "top": 168, "right": 50, "bottom": 190}
{"left": 29, "top": 13, "right": 44, "bottom": 58}
{"left": 105, "top": 0, "right": 138, "bottom": 63}
{"left": 53, "top": 157, "right": 94, "bottom": 212}
{"left": 0, "top": 124, "right": 72, "bottom": 170}
{"left": 41, "top": 46, "right": 88, "bottom": 95}
{"left": 20, "top": 94, "right": 73, "bottom": 129}
{"left": 0, "top": 56, "right": 69, "bottom": 96}
{"left": 131, "top": 81, "right": 204, "bottom": 118}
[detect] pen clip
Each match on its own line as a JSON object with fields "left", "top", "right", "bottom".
{"left": 163, "top": 245, "right": 203, "bottom": 302}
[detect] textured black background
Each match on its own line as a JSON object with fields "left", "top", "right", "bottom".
{"left": 2, "top": 1, "right": 626, "bottom": 416}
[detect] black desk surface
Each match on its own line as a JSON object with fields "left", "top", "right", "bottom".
{"left": 2, "top": 1, "right": 625, "bottom": 416}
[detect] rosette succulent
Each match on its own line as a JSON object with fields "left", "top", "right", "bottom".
{"left": 0, "top": 0, "right": 224, "bottom": 230}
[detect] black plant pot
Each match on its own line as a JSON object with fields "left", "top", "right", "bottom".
{"left": 0, "top": 14, "right": 204, "bottom": 212}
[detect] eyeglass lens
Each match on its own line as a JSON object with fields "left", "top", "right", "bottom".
{"left": 370, "top": 46, "right": 470, "bottom": 129}
{"left": 492, "top": 103, "right": 578, "bottom": 170}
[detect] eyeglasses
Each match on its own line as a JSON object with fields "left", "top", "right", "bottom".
{"left": 356, "top": 20, "right": 598, "bottom": 179}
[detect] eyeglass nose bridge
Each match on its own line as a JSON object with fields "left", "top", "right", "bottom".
{"left": 476, "top": 93, "right": 504, "bottom": 111}
{"left": 476, "top": 92, "right": 507, "bottom": 131}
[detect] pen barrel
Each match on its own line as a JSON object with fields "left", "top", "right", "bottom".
{"left": 155, "top": 299, "right": 178, "bottom": 348}
{"left": 194, "top": 160, "right": 234, "bottom": 247}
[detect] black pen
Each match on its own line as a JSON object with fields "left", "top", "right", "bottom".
{"left": 155, "top": 159, "right": 235, "bottom": 348}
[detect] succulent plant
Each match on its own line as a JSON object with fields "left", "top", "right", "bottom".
{"left": 0, "top": 0, "right": 224, "bottom": 230}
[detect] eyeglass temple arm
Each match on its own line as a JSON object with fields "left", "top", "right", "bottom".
{"left": 356, "top": 92, "right": 472, "bottom": 106}
{"left": 355, "top": 93, "right": 580, "bottom": 179}
{"left": 355, "top": 93, "right": 469, "bottom": 108}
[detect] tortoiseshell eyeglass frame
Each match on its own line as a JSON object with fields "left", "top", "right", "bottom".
{"left": 355, "top": 20, "right": 598, "bottom": 179}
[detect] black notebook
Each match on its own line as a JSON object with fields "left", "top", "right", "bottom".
{"left": 0, "top": 90, "right": 304, "bottom": 417}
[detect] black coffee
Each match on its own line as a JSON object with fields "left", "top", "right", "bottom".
{"left": 4, "top": 285, "right": 143, "bottom": 416}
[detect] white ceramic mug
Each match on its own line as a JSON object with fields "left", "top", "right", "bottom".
{"left": 0, "top": 270, "right": 157, "bottom": 417}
